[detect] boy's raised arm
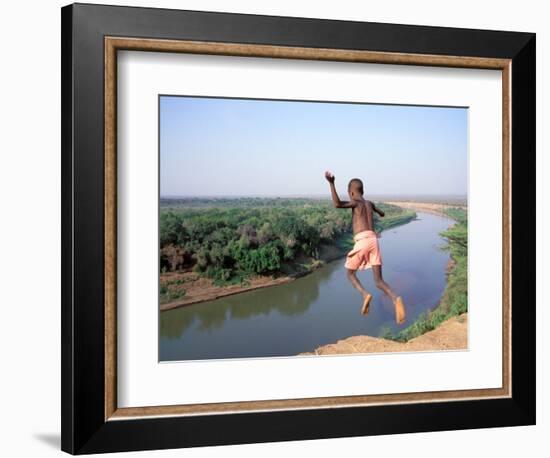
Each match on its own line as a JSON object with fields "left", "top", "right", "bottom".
{"left": 324, "top": 171, "right": 356, "bottom": 209}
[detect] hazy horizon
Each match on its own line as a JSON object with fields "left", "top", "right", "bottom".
{"left": 160, "top": 96, "right": 468, "bottom": 197}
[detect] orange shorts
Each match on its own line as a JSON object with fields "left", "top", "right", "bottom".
{"left": 344, "top": 230, "right": 382, "bottom": 270}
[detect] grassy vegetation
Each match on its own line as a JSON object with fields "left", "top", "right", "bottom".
{"left": 159, "top": 278, "right": 187, "bottom": 303}
{"left": 159, "top": 198, "right": 416, "bottom": 299}
{"left": 381, "top": 207, "right": 468, "bottom": 342}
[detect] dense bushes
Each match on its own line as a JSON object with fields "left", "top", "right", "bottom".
{"left": 160, "top": 198, "right": 413, "bottom": 284}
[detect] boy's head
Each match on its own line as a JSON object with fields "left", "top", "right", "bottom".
{"left": 348, "top": 178, "right": 364, "bottom": 198}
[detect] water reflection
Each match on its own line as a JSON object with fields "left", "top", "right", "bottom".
{"left": 161, "top": 263, "right": 333, "bottom": 339}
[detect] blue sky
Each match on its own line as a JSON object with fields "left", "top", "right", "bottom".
{"left": 160, "top": 96, "right": 467, "bottom": 197}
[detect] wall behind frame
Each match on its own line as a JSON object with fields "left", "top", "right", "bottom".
{"left": 0, "top": 1, "right": 544, "bottom": 458}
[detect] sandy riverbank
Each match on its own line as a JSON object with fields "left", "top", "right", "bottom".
{"left": 383, "top": 201, "right": 465, "bottom": 217}
{"left": 160, "top": 272, "right": 296, "bottom": 311}
{"left": 299, "top": 313, "right": 467, "bottom": 355}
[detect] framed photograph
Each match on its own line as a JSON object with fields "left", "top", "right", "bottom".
{"left": 61, "top": 3, "right": 536, "bottom": 454}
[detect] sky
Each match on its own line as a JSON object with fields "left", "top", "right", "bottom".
{"left": 160, "top": 96, "right": 467, "bottom": 198}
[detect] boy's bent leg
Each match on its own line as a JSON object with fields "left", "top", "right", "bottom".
{"left": 346, "top": 269, "right": 372, "bottom": 314}
{"left": 346, "top": 269, "right": 369, "bottom": 296}
{"left": 372, "top": 265, "right": 405, "bottom": 324}
{"left": 372, "top": 265, "right": 397, "bottom": 300}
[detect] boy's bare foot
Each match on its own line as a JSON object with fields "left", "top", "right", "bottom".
{"left": 394, "top": 296, "right": 406, "bottom": 324}
{"left": 361, "top": 293, "right": 372, "bottom": 315}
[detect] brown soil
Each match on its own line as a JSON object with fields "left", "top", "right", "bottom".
{"left": 160, "top": 271, "right": 295, "bottom": 311}
{"left": 299, "top": 313, "right": 468, "bottom": 356}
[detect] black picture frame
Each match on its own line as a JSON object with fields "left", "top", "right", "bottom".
{"left": 61, "top": 2, "right": 535, "bottom": 454}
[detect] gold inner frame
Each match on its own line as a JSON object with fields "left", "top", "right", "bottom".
{"left": 104, "top": 37, "right": 512, "bottom": 421}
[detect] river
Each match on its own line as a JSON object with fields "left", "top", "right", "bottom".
{"left": 160, "top": 212, "right": 454, "bottom": 361}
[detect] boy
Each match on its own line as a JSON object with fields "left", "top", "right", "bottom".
{"left": 324, "top": 171, "right": 406, "bottom": 324}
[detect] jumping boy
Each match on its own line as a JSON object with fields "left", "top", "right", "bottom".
{"left": 324, "top": 171, "right": 406, "bottom": 324}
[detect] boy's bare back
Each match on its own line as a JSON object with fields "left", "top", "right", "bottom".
{"left": 351, "top": 199, "right": 375, "bottom": 234}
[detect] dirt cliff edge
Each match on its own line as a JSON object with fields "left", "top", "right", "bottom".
{"left": 300, "top": 313, "right": 467, "bottom": 356}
